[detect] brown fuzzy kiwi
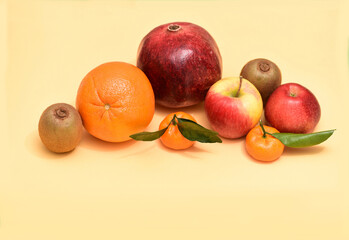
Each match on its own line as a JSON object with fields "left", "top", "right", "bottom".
{"left": 38, "top": 103, "right": 83, "bottom": 153}
{"left": 240, "top": 58, "right": 282, "bottom": 105}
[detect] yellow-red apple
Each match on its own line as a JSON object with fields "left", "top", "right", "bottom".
{"left": 205, "top": 77, "right": 263, "bottom": 139}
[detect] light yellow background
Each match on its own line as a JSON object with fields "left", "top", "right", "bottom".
{"left": 1, "top": 0, "right": 349, "bottom": 239}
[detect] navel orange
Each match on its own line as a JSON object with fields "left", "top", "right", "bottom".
{"left": 76, "top": 62, "right": 155, "bottom": 142}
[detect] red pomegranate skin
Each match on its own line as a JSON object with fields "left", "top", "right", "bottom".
{"left": 137, "top": 22, "right": 222, "bottom": 108}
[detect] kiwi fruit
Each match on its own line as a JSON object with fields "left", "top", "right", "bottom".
{"left": 240, "top": 58, "right": 282, "bottom": 105}
{"left": 38, "top": 103, "right": 83, "bottom": 153}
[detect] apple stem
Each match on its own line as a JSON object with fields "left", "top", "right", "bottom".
{"left": 235, "top": 76, "right": 243, "bottom": 97}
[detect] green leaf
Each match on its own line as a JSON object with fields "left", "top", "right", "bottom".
{"left": 177, "top": 118, "right": 222, "bottom": 143}
{"left": 130, "top": 127, "right": 168, "bottom": 141}
{"left": 271, "top": 129, "right": 335, "bottom": 148}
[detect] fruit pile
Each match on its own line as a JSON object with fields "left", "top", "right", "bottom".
{"left": 38, "top": 22, "right": 334, "bottom": 162}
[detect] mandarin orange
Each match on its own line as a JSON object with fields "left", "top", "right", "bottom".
{"left": 245, "top": 125, "right": 284, "bottom": 162}
{"left": 159, "top": 112, "right": 196, "bottom": 150}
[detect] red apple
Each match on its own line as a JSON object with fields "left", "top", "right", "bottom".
{"left": 205, "top": 77, "right": 263, "bottom": 139}
{"left": 265, "top": 83, "right": 321, "bottom": 133}
{"left": 137, "top": 22, "right": 222, "bottom": 108}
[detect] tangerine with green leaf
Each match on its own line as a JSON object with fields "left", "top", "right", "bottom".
{"left": 245, "top": 123, "right": 284, "bottom": 162}
{"left": 159, "top": 112, "right": 197, "bottom": 150}
{"left": 130, "top": 111, "right": 222, "bottom": 150}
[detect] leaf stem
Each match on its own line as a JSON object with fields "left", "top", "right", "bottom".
{"left": 171, "top": 114, "right": 178, "bottom": 126}
{"left": 259, "top": 120, "right": 268, "bottom": 138}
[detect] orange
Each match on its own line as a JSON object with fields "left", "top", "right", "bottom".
{"left": 76, "top": 62, "right": 155, "bottom": 142}
{"left": 245, "top": 125, "right": 284, "bottom": 162}
{"left": 159, "top": 112, "right": 196, "bottom": 150}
